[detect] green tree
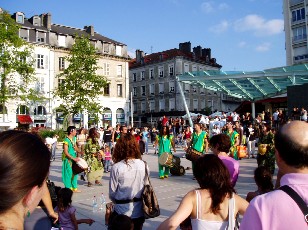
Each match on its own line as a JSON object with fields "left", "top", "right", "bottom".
{"left": 55, "top": 35, "right": 108, "bottom": 125}
{"left": 0, "top": 10, "right": 36, "bottom": 120}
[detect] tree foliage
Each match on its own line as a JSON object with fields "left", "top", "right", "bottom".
{"left": 55, "top": 35, "right": 108, "bottom": 116}
{"left": 0, "top": 10, "right": 35, "bottom": 105}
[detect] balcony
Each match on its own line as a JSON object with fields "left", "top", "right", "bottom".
{"left": 290, "top": 0, "right": 304, "bottom": 6}
{"left": 292, "top": 34, "right": 307, "bottom": 43}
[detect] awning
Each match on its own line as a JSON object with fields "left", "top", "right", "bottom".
{"left": 177, "top": 64, "right": 308, "bottom": 101}
{"left": 17, "top": 115, "right": 33, "bottom": 124}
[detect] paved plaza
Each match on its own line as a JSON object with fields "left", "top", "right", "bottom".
{"left": 49, "top": 145, "right": 277, "bottom": 230}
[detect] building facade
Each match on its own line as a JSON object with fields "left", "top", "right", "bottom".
{"left": 129, "top": 42, "right": 240, "bottom": 126}
{"left": 1, "top": 10, "right": 129, "bottom": 129}
{"left": 283, "top": 0, "right": 308, "bottom": 65}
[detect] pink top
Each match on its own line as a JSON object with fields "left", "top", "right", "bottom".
{"left": 240, "top": 173, "right": 308, "bottom": 230}
{"left": 54, "top": 205, "right": 76, "bottom": 230}
{"left": 218, "top": 156, "right": 239, "bottom": 187}
{"left": 105, "top": 151, "right": 111, "bottom": 160}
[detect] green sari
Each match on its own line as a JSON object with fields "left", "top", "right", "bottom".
{"left": 62, "top": 136, "right": 78, "bottom": 190}
{"left": 225, "top": 130, "right": 239, "bottom": 160}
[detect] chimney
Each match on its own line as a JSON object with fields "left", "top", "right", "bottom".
{"left": 136, "top": 49, "right": 145, "bottom": 64}
{"left": 179, "top": 42, "right": 191, "bottom": 53}
{"left": 41, "top": 13, "right": 51, "bottom": 30}
{"left": 193, "top": 46, "right": 202, "bottom": 59}
{"left": 202, "top": 48, "right": 211, "bottom": 62}
{"left": 84, "top": 25, "right": 94, "bottom": 36}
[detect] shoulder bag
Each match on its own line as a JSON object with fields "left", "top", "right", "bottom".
{"left": 142, "top": 161, "right": 160, "bottom": 219}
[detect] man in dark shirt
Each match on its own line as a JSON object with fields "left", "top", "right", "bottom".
{"left": 103, "top": 126, "right": 113, "bottom": 149}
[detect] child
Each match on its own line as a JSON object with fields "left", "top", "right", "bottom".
{"left": 104, "top": 145, "right": 111, "bottom": 173}
{"left": 246, "top": 166, "right": 274, "bottom": 202}
{"left": 55, "top": 188, "right": 94, "bottom": 229}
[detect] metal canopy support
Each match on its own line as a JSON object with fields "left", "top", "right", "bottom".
{"left": 176, "top": 78, "right": 193, "bottom": 127}
{"left": 229, "top": 79, "right": 253, "bottom": 100}
{"left": 251, "top": 102, "right": 256, "bottom": 119}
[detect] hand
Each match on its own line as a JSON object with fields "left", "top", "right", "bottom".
{"left": 173, "top": 149, "right": 176, "bottom": 153}
{"left": 74, "top": 157, "right": 80, "bottom": 162}
{"left": 87, "top": 219, "right": 95, "bottom": 225}
{"left": 49, "top": 211, "right": 58, "bottom": 224}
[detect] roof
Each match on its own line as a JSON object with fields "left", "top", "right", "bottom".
{"left": 51, "top": 24, "right": 124, "bottom": 45}
{"left": 129, "top": 48, "right": 222, "bottom": 69}
{"left": 177, "top": 64, "right": 308, "bottom": 101}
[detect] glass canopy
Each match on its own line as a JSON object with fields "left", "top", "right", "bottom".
{"left": 176, "top": 64, "right": 308, "bottom": 101}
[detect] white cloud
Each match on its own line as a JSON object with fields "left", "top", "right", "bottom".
{"left": 209, "top": 20, "right": 229, "bottom": 34}
{"left": 201, "top": 2, "right": 214, "bottom": 13}
{"left": 234, "top": 14, "right": 284, "bottom": 36}
{"left": 218, "top": 3, "right": 229, "bottom": 10}
{"left": 238, "top": 41, "right": 247, "bottom": 48}
{"left": 201, "top": 1, "right": 229, "bottom": 14}
{"left": 255, "top": 42, "right": 271, "bottom": 52}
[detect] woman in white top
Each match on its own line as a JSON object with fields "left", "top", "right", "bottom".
{"left": 77, "top": 127, "right": 87, "bottom": 156}
{"left": 158, "top": 154, "right": 248, "bottom": 230}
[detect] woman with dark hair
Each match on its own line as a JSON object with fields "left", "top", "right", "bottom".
{"left": 109, "top": 133, "right": 147, "bottom": 230}
{"left": 158, "top": 154, "right": 248, "bottom": 230}
{"left": 154, "top": 125, "right": 176, "bottom": 179}
{"left": 84, "top": 127, "right": 104, "bottom": 187}
{"left": 62, "top": 126, "right": 81, "bottom": 192}
{"left": 0, "top": 130, "right": 51, "bottom": 229}
{"left": 209, "top": 134, "right": 240, "bottom": 187}
{"left": 257, "top": 124, "right": 275, "bottom": 174}
{"left": 246, "top": 166, "right": 274, "bottom": 202}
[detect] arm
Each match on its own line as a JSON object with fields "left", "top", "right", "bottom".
{"left": 41, "top": 187, "right": 58, "bottom": 223}
{"left": 171, "top": 136, "right": 176, "bottom": 152}
{"left": 109, "top": 166, "right": 118, "bottom": 202}
{"left": 234, "top": 194, "right": 249, "bottom": 216}
{"left": 157, "top": 191, "right": 194, "bottom": 230}
{"left": 63, "top": 143, "right": 78, "bottom": 162}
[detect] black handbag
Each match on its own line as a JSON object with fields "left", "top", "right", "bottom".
{"left": 142, "top": 161, "right": 160, "bottom": 219}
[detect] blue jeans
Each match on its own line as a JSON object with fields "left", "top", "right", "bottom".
{"left": 104, "top": 160, "right": 111, "bottom": 172}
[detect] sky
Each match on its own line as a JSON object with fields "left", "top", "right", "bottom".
{"left": 2, "top": 0, "right": 285, "bottom": 71}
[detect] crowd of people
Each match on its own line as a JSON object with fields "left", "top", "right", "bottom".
{"left": 1, "top": 107, "right": 308, "bottom": 229}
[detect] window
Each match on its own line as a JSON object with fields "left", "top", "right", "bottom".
{"left": 58, "top": 79, "right": 65, "bottom": 88}
{"left": 169, "top": 98, "right": 175, "bottom": 111}
{"left": 159, "top": 67, "right": 164, "bottom": 78}
{"left": 159, "top": 83, "right": 164, "bottom": 94}
{"left": 193, "top": 99, "right": 198, "bottom": 111}
{"left": 192, "top": 65, "right": 197, "bottom": 72}
{"left": 159, "top": 100, "right": 165, "bottom": 111}
{"left": 36, "top": 32, "right": 46, "bottom": 43}
{"left": 133, "top": 87, "right": 137, "bottom": 96}
{"left": 33, "top": 16, "right": 41, "bottom": 26}
{"left": 104, "top": 84, "right": 110, "bottom": 96}
{"left": 35, "top": 76, "right": 45, "bottom": 93}
{"left": 59, "top": 57, "right": 65, "bottom": 70}
{"left": 103, "top": 63, "right": 110, "bottom": 76}
{"left": 200, "top": 88, "right": 205, "bottom": 94}
{"left": 141, "top": 86, "right": 146, "bottom": 96}
{"left": 293, "top": 26, "right": 307, "bottom": 42}
{"left": 36, "top": 54, "right": 47, "bottom": 69}
{"left": 149, "top": 84, "right": 155, "bottom": 95}
{"left": 149, "top": 101, "right": 155, "bottom": 112}
{"left": 58, "top": 35, "right": 66, "bottom": 47}
{"left": 116, "top": 45, "right": 122, "bottom": 56}
{"left": 169, "top": 81, "right": 175, "bottom": 92}
{"left": 34, "top": 106, "right": 46, "bottom": 115}
{"left": 141, "top": 71, "right": 145, "bottom": 80}
{"left": 133, "top": 73, "right": 137, "bottom": 82}
{"left": 149, "top": 69, "right": 154, "bottom": 79}
{"left": 193, "top": 87, "right": 197, "bottom": 93}
{"left": 133, "top": 103, "right": 137, "bottom": 113}
{"left": 184, "top": 63, "right": 189, "bottom": 73}
{"left": 117, "top": 65, "right": 122, "bottom": 77}
{"left": 184, "top": 83, "right": 190, "bottom": 92}
{"left": 141, "top": 102, "right": 146, "bottom": 113}
{"left": 103, "top": 43, "right": 110, "bottom": 53}
{"left": 17, "top": 14, "right": 24, "bottom": 23}
{"left": 117, "top": 84, "right": 122, "bottom": 97}
{"left": 169, "top": 65, "right": 174, "bottom": 76}
{"left": 292, "top": 8, "right": 305, "bottom": 22}
{"left": 19, "top": 28, "right": 28, "bottom": 41}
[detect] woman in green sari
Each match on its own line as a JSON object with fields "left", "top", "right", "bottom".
{"left": 62, "top": 126, "right": 81, "bottom": 192}
{"left": 84, "top": 127, "right": 104, "bottom": 187}
{"left": 225, "top": 122, "right": 240, "bottom": 160}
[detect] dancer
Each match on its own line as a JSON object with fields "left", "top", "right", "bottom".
{"left": 225, "top": 121, "right": 240, "bottom": 160}
{"left": 155, "top": 125, "right": 176, "bottom": 179}
{"left": 62, "top": 126, "right": 81, "bottom": 192}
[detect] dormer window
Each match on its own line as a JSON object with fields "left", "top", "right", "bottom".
{"left": 16, "top": 12, "right": 24, "bottom": 24}
{"left": 36, "top": 31, "right": 46, "bottom": 43}
{"left": 33, "top": 16, "right": 41, "bottom": 26}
